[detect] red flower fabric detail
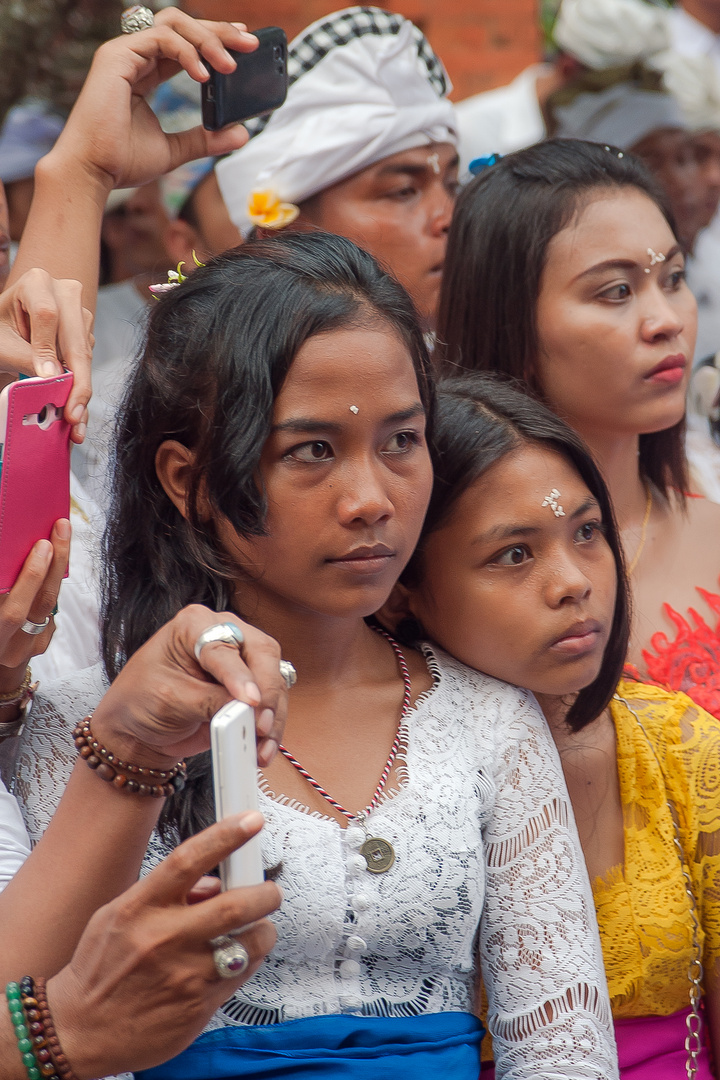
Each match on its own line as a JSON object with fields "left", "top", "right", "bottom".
{"left": 642, "top": 588, "right": 720, "bottom": 719}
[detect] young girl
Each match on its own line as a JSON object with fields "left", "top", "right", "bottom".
{"left": 437, "top": 139, "right": 720, "bottom": 718}
{"left": 12, "top": 232, "right": 617, "bottom": 1079}
{"left": 387, "top": 373, "right": 720, "bottom": 1078}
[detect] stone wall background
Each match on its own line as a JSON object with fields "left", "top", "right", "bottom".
{"left": 188, "top": 0, "right": 542, "bottom": 101}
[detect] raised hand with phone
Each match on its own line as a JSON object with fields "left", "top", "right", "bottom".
{"left": 9, "top": 10, "right": 262, "bottom": 311}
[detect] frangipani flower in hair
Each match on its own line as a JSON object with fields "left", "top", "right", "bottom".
{"left": 247, "top": 189, "right": 299, "bottom": 230}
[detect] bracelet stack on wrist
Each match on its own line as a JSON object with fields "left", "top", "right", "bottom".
{"left": 0, "top": 667, "right": 36, "bottom": 741}
{"left": 73, "top": 714, "right": 186, "bottom": 797}
{"left": 5, "top": 978, "right": 77, "bottom": 1080}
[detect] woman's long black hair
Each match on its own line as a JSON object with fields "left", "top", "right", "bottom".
{"left": 437, "top": 138, "right": 688, "bottom": 502}
{"left": 101, "top": 230, "right": 434, "bottom": 839}
{"left": 401, "top": 373, "right": 630, "bottom": 732}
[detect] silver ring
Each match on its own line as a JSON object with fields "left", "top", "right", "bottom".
{"left": 211, "top": 935, "right": 250, "bottom": 979}
{"left": 279, "top": 660, "right": 297, "bottom": 690}
{"left": 121, "top": 5, "right": 155, "bottom": 33}
{"left": 21, "top": 616, "right": 50, "bottom": 637}
{"left": 194, "top": 622, "right": 245, "bottom": 664}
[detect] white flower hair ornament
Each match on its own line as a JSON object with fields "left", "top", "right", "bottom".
{"left": 148, "top": 251, "right": 205, "bottom": 296}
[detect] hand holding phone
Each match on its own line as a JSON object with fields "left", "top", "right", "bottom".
{"left": 211, "top": 700, "right": 264, "bottom": 890}
{"left": 202, "top": 27, "right": 288, "bottom": 130}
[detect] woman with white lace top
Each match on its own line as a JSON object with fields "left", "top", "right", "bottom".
{"left": 10, "top": 228, "right": 618, "bottom": 1079}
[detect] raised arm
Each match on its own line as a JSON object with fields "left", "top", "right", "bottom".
{"left": 0, "top": 603, "right": 287, "bottom": 980}
{"left": 480, "top": 687, "right": 618, "bottom": 1080}
{"left": 9, "top": 10, "right": 256, "bottom": 309}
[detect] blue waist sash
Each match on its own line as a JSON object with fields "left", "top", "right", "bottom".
{"left": 136, "top": 1011, "right": 484, "bottom": 1080}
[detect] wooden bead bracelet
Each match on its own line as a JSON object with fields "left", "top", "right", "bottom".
{"left": 5, "top": 976, "right": 77, "bottom": 1080}
{"left": 34, "top": 978, "right": 78, "bottom": 1080}
{"left": 73, "top": 714, "right": 186, "bottom": 797}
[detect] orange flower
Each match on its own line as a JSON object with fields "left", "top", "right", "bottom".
{"left": 248, "top": 189, "right": 299, "bottom": 230}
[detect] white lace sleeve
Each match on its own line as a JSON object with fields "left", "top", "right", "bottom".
{"left": 9, "top": 664, "right": 108, "bottom": 842}
{"left": 479, "top": 685, "right": 617, "bottom": 1079}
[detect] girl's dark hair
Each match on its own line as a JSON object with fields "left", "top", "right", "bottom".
{"left": 101, "top": 230, "right": 434, "bottom": 840}
{"left": 437, "top": 138, "right": 688, "bottom": 501}
{"left": 402, "top": 373, "right": 630, "bottom": 732}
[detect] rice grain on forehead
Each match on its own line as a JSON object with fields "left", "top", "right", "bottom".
{"left": 216, "top": 6, "right": 457, "bottom": 238}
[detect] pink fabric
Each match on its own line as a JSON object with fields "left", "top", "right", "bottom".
{"left": 614, "top": 1006, "right": 714, "bottom": 1079}
{"left": 480, "top": 1006, "right": 714, "bottom": 1079}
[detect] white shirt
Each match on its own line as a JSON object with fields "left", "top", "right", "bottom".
{"left": 0, "top": 778, "right": 30, "bottom": 892}
{"left": 12, "top": 649, "right": 619, "bottom": 1078}
{"left": 687, "top": 229, "right": 720, "bottom": 362}
{"left": 454, "top": 65, "right": 549, "bottom": 178}
{"left": 72, "top": 279, "right": 148, "bottom": 509}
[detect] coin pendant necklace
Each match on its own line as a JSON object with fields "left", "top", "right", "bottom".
{"left": 277, "top": 627, "right": 411, "bottom": 874}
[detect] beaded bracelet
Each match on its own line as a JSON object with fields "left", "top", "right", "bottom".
{"left": 6, "top": 980, "right": 41, "bottom": 1080}
{"left": 73, "top": 714, "right": 186, "bottom": 797}
{"left": 34, "top": 979, "right": 78, "bottom": 1080}
{"left": 18, "top": 977, "right": 60, "bottom": 1080}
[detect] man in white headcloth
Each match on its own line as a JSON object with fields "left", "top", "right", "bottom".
{"left": 453, "top": 0, "right": 670, "bottom": 176}
{"left": 549, "top": 67, "right": 702, "bottom": 249}
{"left": 216, "top": 6, "right": 458, "bottom": 330}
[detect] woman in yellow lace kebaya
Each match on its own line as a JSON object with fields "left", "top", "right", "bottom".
{"left": 381, "top": 375, "right": 720, "bottom": 1077}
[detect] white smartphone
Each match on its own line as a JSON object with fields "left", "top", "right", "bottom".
{"left": 210, "top": 699, "right": 264, "bottom": 890}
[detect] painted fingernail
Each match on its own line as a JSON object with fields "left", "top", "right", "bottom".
{"left": 244, "top": 682, "right": 261, "bottom": 705}
{"left": 257, "top": 708, "right": 274, "bottom": 737}
{"left": 70, "top": 403, "right": 85, "bottom": 422}
{"left": 41, "top": 360, "right": 58, "bottom": 378}
{"left": 56, "top": 519, "right": 71, "bottom": 540}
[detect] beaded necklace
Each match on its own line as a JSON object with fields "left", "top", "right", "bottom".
{"left": 277, "top": 627, "right": 411, "bottom": 873}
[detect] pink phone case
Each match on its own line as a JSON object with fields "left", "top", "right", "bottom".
{"left": 0, "top": 373, "right": 72, "bottom": 593}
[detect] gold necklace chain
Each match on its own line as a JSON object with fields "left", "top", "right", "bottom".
{"left": 626, "top": 485, "right": 652, "bottom": 575}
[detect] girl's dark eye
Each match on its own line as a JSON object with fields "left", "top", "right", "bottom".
{"left": 495, "top": 545, "right": 529, "bottom": 566}
{"left": 576, "top": 521, "right": 603, "bottom": 543}
{"left": 287, "top": 441, "right": 332, "bottom": 462}
{"left": 668, "top": 269, "right": 686, "bottom": 290}
{"left": 384, "top": 430, "right": 420, "bottom": 454}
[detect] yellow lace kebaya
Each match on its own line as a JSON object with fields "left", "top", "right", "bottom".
{"left": 595, "top": 679, "right": 720, "bottom": 1018}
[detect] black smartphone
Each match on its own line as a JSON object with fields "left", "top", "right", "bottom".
{"left": 202, "top": 26, "right": 288, "bottom": 131}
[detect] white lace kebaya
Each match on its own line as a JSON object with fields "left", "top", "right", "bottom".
{"left": 10, "top": 645, "right": 618, "bottom": 1079}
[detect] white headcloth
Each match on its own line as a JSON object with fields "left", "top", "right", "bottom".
{"left": 553, "top": 0, "right": 670, "bottom": 70}
{"left": 653, "top": 50, "right": 720, "bottom": 132}
{"left": 216, "top": 7, "right": 457, "bottom": 238}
